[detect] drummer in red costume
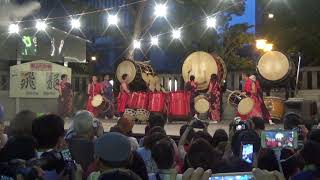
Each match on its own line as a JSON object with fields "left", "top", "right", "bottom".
{"left": 207, "top": 74, "right": 221, "bottom": 123}
{"left": 117, "top": 74, "right": 131, "bottom": 115}
{"left": 86, "top": 75, "right": 102, "bottom": 117}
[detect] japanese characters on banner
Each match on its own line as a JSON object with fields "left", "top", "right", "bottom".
{"left": 9, "top": 60, "right": 71, "bottom": 98}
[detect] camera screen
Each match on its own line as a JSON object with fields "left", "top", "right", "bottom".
{"left": 210, "top": 172, "right": 254, "bottom": 180}
{"left": 236, "top": 124, "right": 246, "bottom": 131}
{"left": 261, "top": 130, "right": 298, "bottom": 149}
{"left": 241, "top": 144, "right": 253, "bottom": 164}
{"left": 60, "top": 149, "right": 72, "bottom": 161}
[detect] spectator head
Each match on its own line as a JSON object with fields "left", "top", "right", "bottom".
{"left": 94, "top": 132, "right": 131, "bottom": 169}
{"left": 283, "top": 112, "right": 301, "bottom": 130}
{"left": 231, "top": 129, "right": 260, "bottom": 157}
{"left": 180, "top": 124, "right": 195, "bottom": 144}
{"left": 185, "top": 139, "right": 219, "bottom": 171}
{"left": 143, "top": 132, "right": 167, "bottom": 149}
{"left": 212, "top": 129, "right": 228, "bottom": 147}
{"left": 257, "top": 148, "right": 280, "bottom": 171}
{"left": 192, "top": 131, "right": 213, "bottom": 145}
{"left": 72, "top": 110, "right": 94, "bottom": 137}
{"left": 300, "top": 140, "right": 320, "bottom": 166}
{"left": 149, "top": 126, "right": 166, "bottom": 136}
{"left": 32, "top": 114, "right": 65, "bottom": 150}
{"left": 10, "top": 110, "right": 36, "bottom": 136}
{"left": 308, "top": 129, "right": 320, "bottom": 143}
{"left": 118, "top": 117, "right": 134, "bottom": 136}
{"left": 61, "top": 74, "right": 67, "bottom": 81}
{"left": 251, "top": 117, "right": 265, "bottom": 131}
{"left": 148, "top": 113, "right": 166, "bottom": 128}
{"left": 190, "top": 75, "right": 195, "bottom": 81}
{"left": 151, "top": 139, "right": 174, "bottom": 170}
{"left": 98, "top": 169, "right": 142, "bottom": 180}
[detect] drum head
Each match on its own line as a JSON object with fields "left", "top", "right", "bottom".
{"left": 182, "top": 51, "right": 218, "bottom": 90}
{"left": 238, "top": 97, "right": 254, "bottom": 115}
{"left": 257, "top": 51, "right": 289, "bottom": 81}
{"left": 195, "top": 96, "right": 210, "bottom": 114}
{"left": 124, "top": 108, "right": 136, "bottom": 121}
{"left": 116, "top": 60, "right": 136, "bottom": 83}
{"left": 91, "top": 95, "right": 103, "bottom": 107}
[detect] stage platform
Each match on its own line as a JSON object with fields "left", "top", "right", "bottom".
{"left": 78, "top": 120, "right": 284, "bottom": 136}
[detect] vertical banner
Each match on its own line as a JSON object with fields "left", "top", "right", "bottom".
{"left": 10, "top": 60, "right": 71, "bottom": 98}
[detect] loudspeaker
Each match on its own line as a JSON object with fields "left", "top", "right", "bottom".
{"left": 285, "top": 98, "right": 318, "bottom": 124}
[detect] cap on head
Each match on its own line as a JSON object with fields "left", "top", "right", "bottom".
{"left": 94, "top": 132, "right": 131, "bottom": 162}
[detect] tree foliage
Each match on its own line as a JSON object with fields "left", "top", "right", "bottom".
{"left": 258, "top": 0, "right": 320, "bottom": 65}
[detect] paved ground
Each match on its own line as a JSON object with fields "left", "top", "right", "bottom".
{"left": 92, "top": 120, "right": 284, "bottom": 136}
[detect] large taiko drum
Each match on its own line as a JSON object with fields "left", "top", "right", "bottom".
{"left": 257, "top": 51, "right": 295, "bottom": 84}
{"left": 182, "top": 51, "right": 227, "bottom": 90}
{"left": 148, "top": 92, "right": 166, "bottom": 113}
{"left": 228, "top": 91, "right": 254, "bottom": 115}
{"left": 116, "top": 60, "right": 155, "bottom": 91}
{"left": 168, "top": 91, "right": 190, "bottom": 118}
{"left": 127, "top": 92, "right": 149, "bottom": 109}
{"left": 264, "top": 97, "right": 285, "bottom": 120}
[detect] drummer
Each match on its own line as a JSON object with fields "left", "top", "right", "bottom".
{"left": 117, "top": 74, "right": 131, "bottom": 116}
{"left": 102, "top": 74, "right": 115, "bottom": 120}
{"left": 86, "top": 75, "right": 102, "bottom": 117}
{"left": 185, "top": 75, "right": 198, "bottom": 117}
{"left": 207, "top": 74, "right": 221, "bottom": 123}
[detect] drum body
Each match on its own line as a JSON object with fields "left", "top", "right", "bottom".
{"left": 127, "top": 92, "right": 148, "bottom": 109}
{"left": 194, "top": 94, "right": 210, "bottom": 114}
{"left": 264, "top": 96, "right": 285, "bottom": 120}
{"left": 91, "top": 95, "right": 110, "bottom": 116}
{"left": 227, "top": 91, "right": 254, "bottom": 115}
{"left": 168, "top": 91, "right": 190, "bottom": 118}
{"left": 257, "top": 51, "right": 295, "bottom": 85}
{"left": 116, "top": 60, "right": 154, "bottom": 91}
{"left": 148, "top": 92, "right": 166, "bottom": 113}
{"left": 182, "top": 51, "right": 227, "bottom": 90}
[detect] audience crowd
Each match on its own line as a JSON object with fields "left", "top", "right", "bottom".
{"left": 0, "top": 106, "right": 319, "bottom": 180}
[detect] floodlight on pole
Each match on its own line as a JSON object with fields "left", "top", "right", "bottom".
{"left": 172, "top": 29, "right": 181, "bottom": 39}
{"left": 206, "top": 17, "right": 216, "bottom": 29}
{"left": 36, "top": 20, "right": 47, "bottom": 31}
{"left": 71, "top": 18, "right": 81, "bottom": 29}
{"left": 151, "top": 36, "right": 159, "bottom": 46}
{"left": 256, "top": 39, "right": 267, "bottom": 50}
{"left": 154, "top": 4, "right": 167, "bottom": 17}
{"left": 8, "top": 24, "right": 19, "bottom": 34}
{"left": 108, "top": 14, "right": 119, "bottom": 26}
{"left": 263, "top": 43, "right": 273, "bottom": 52}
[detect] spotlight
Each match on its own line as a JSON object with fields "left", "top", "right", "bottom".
{"left": 263, "top": 43, "right": 273, "bottom": 52}
{"left": 154, "top": 4, "right": 167, "bottom": 17}
{"left": 151, "top": 36, "right": 159, "bottom": 46}
{"left": 108, "top": 14, "right": 119, "bottom": 26}
{"left": 71, "top": 18, "right": 81, "bottom": 29}
{"left": 91, "top": 56, "right": 97, "bottom": 61}
{"left": 172, "top": 29, "right": 181, "bottom": 39}
{"left": 8, "top": 24, "right": 19, "bottom": 34}
{"left": 133, "top": 40, "right": 141, "bottom": 49}
{"left": 36, "top": 21, "right": 47, "bottom": 31}
{"left": 268, "top": 13, "right": 274, "bottom": 19}
{"left": 206, "top": 17, "right": 216, "bottom": 28}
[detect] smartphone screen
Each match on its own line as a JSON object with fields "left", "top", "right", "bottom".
{"left": 210, "top": 172, "right": 254, "bottom": 180}
{"left": 241, "top": 144, "right": 254, "bottom": 164}
{"left": 60, "top": 149, "right": 73, "bottom": 161}
{"left": 261, "top": 130, "right": 298, "bottom": 149}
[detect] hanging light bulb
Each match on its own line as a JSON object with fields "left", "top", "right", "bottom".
{"left": 154, "top": 4, "right": 167, "bottom": 17}
{"left": 133, "top": 40, "right": 141, "bottom": 49}
{"left": 172, "top": 29, "right": 181, "bottom": 39}
{"left": 151, "top": 36, "right": 159, "bottom": 46}
{"left": 108, "top": 14, "right": 119, "bottom": 26}
{"left": 70, "top": 18, "right": 81, "bottom": 29}
{"left": 206, "top": 17, "right": 216, "bottom": 29}
{"left": 8, "top": 24, "right": 19, "bottom": 34}
{"left": 36, "top": 20, "right": 47, "bottom": 31}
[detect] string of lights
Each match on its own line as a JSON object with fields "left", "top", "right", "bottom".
{"left": 7, "top": 1, "right": 243, "bottom": 53}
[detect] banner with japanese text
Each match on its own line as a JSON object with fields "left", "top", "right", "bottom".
{"left": 10, "top": 60, "right": 71, "bottom": 98}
